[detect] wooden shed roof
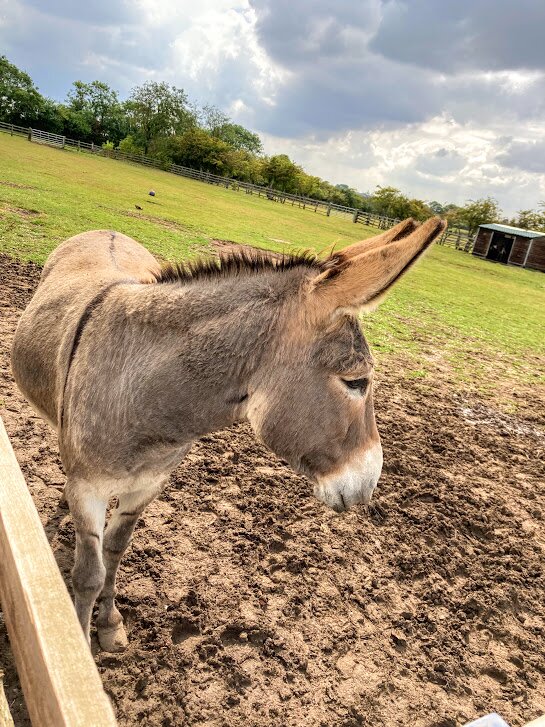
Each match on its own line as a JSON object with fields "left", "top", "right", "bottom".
{"left": 479, "top": 223, "right": 545, "bottom": 239}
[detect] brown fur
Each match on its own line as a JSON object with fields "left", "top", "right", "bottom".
{"left": 11, "top": 219, "right": 446, "bottom": 650}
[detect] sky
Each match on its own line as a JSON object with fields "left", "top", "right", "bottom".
{"left": 1, "top": 0, "right": 545, "bottom": 216}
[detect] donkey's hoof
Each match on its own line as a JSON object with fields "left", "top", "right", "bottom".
{"left": 98, "top": 623, "right": 128, "bottom": 652}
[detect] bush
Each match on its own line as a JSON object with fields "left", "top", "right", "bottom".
{"left": 118, "top": 135, "right": 145, "bottom": 156}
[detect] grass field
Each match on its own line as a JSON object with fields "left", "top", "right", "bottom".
{"left": 1, "top": 133, "right": 544, "bottom": 402}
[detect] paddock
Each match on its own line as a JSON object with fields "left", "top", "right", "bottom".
{"left": 1, "top": 252, "right": 544, "bottom": 727}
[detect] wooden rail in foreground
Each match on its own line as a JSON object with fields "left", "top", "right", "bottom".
{"left": 0, "top": 416, "right": 117, "bottom": 726}
{"left": 0, "top": 680, "right": 15, "bottom": 727}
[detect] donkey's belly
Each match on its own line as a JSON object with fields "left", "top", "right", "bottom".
{"left": 11, "top": 301, "right": 62, "bottom": 428}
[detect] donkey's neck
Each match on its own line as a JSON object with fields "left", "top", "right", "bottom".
{"left": 107, "top": 268, "right": 304, "bottom": 445}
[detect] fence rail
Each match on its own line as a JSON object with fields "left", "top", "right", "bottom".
{"left": 0, "top": 120, "right": 473, "bottom": 250}
{"left": 30, "top": 128, "right": 66, "bottom": 148}
{"left": 0, "top": 415, "right": 117, "bottom": 726}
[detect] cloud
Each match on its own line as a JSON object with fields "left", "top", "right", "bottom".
{"left": 1, "top": 0, "right": 545, "bottom": 215}
{"left": 370, "top": 0, "right": 545, "bottom": 73}
{"left": 497, "top": 140, "right": 545, "bottom": 175}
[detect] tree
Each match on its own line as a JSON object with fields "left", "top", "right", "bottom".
{"left": 118, "top": 135, "right": 145, "bottom": 156}
{"left": 213, "top": 122, "right": 263, "bottom": 155}
{"left": 66, "top": 80, "right": 127, "bottom": 144}
{"left": 199, "top": 104, "right": 230, "bottom": 134}
{"left": 428, "top": 200, "right": 446, "bottom": 215}
{"left": 263, "top": 154, "right": 302, "bottom": 192}
{"left": 335, "top": 184, "right": 364, "bottom": 208}
{"left": 126, "top": 82, "right": 196, "bottom": 153}
{"left": 0, "top": 55, "right": 45, "bottom": 125}
{"left": 149, "top": 128, "right": 232, "bottom": 174}
{"left": 448, "top": 197, "right": 501, "bottom": 234}
{"left": 514, "top": 208, "right": 545, "bottom": 232}
{"left": 369, "top": 186, "right": 412, "bottom": 219}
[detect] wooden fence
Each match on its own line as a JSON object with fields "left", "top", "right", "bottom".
{"left": 30, "top": 129, "right": 66, "bottom": 148}
{"left": 0, "top": 416, "right": 117, "bottom": 726}
{"left": 0, "top": 120, "right": 474, "bottom": 251}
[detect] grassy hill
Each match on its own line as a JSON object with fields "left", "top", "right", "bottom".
{"left": 0, "top": 134, "right": 378, "bottom": 263}
{"left": 1, "top": 133, "right": 544, "bottom": 404}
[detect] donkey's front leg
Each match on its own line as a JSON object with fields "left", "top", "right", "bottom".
{"left": 65, "top": 482, "right": 107, "bottom": 644}
{"left": 97, "top": 482, "right": 163, "bottom": 652}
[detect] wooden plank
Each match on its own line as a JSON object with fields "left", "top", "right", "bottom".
{"left": 0, "top": 679, "right": 15, "bottom": 727}
{"left": 0, "top": 416, "right": 117, "bottom": 727}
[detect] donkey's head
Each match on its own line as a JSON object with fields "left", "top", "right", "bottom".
{"left": 246, "top": 217, "right": 446, "bottom": 512}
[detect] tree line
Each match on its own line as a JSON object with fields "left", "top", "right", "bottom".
{"left": 1, "top": 55, "right": 544, "bottom": 232}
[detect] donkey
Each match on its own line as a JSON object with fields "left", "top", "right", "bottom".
{"left": 11, "top": 217, "right": 445, "bottom": 651}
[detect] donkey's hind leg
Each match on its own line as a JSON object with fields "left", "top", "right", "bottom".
{"left": 97, "top": 482, "right": 163, "bottom": 652}
{"left": 65, "top": 483, "right": 107, "bottom": 644}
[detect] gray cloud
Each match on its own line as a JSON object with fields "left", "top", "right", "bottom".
{"left": 247, "top": 0, "right": 545, "bottom": 138}
{"left": 1, "top": 0, "right": 545, "bottom": 213}
{"left": 23, "top": 0, "right": 133, "bottom": 25}
{"left": 497, "top": 141, "right": 545, "bottom": 174}
{"left": 370, "top": 0, "right": 545, "bottom": 73}
{"left": 249, "top": 0, "right": 378, "bottom": 68}
{"left": 414, "top": 149, "right": 466, "bottom": 177}
{"left": 0, "top": 0, "right": 173, "bottom": 99}
{"left": 256, "top": 55, "right": 440, "bottom": 137}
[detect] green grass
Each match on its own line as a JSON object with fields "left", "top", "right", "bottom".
{"left": 363, "top": 246, "right": 545, "bottom": 393}
{"left": 0, "top": 134, "right": 374, "bottom": 263}
{"left": 1, "top": 133, "right": 544, "bottom": 402}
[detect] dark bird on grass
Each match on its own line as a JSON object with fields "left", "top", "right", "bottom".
{"left": 149, "top": 190, "right": 156, "bottom": 197}
{"left": 135, "top": 205, "right": 143, "bottom": 210}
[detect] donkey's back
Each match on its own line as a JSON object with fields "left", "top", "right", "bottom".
{"left": 11, "top": 230, "right": 160, "bottom": 428}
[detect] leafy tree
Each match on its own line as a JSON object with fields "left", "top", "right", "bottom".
{"left": 150, "top": 128, "right": 232, "bottom": 174}
{"left": 118, "top": 135, "right": 145, "bottom": 156}
{"left": 514, "top": 208, "right": 545, "bottom": 231}
{"left": 0, "top": 55, "right": 45, "bottom": 125}
{"left": 406, "top": 197, "right": 434, "bottom": 222}
{"left": 448, "top": 197, "right": 501, "bottom": 234}
{"left": 66, "top": 80, "right": 127, "bottom": 144}
{"left": 335, "top": 184, "right": 364, "bottom": 208}
{"left": 35, "top": 97, "right": 65, "bottom": 134}
{"left": 55, "top": 104, "right": 93, "bottom": 140}
{"left": 213, "top": 122, "right": 263, "bottom": 155}
{"left": 126, "top": 82, "right": 196, "bottom": 152}
{"left": 263, "top": 154, "right": 303, "bottom": 192}
{"left": 428, "top": 200, "right": 445, "bottom": 215}
{"left": 370, "top": 186, "right": 412, "bottom": 219}
{"left": 199, "top": 104, "right": 230, "bottom": 134}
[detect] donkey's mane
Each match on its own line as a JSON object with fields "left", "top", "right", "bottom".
{"left": 153, "top": 247, "right": 332, "bottom": 284}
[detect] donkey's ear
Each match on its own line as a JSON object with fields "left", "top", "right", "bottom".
{"left": 311, "top": 217, "right": 446, "bottom": 314}
{"left": 340, "top": 217, "right": 419, "bottom": 260}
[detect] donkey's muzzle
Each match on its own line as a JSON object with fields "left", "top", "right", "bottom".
{"left": 313, "top": 442, "right": 383, "bottom": 512}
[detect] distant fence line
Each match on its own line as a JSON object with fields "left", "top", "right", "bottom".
{"left": 0, "top": 120, "right": 474, "bottom": 252}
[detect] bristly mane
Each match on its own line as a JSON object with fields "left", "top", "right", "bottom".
{"left": 153, "top": 248, "right": 333, "bottom": 285}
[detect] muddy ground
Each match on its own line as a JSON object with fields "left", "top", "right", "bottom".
{"left": 0, "top": 253, "right": 544, "bottom": 727}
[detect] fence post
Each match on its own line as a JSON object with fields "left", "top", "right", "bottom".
{"left": 352, "top": 209, "right": 360, "bottom": 224}
{"left": 27, "top": 128, "right": 32, "bottom": 141}
{"left": 10, "top": 124, "right": 13, "bottom": 136}
{"left": 326, "top": 203, "right": 332, "bottom": 217}
{"left": 62, "top": 136, "right": 66, "bottom": 149}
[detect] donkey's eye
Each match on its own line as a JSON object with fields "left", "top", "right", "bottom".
{"left": 342, "top": 377, "right": 369, "bottom": 394}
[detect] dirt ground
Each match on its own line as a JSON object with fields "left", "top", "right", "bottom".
{"left": 0, "top": 253, "right": 544, "bottom": 727}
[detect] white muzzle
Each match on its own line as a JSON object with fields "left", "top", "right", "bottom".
{"left": 313, "top": 442, "right": 383, "bottom": 512}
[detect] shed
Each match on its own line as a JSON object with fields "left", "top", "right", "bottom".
{"left": 472, "top": 223, "right": 545, "bottom": 271}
